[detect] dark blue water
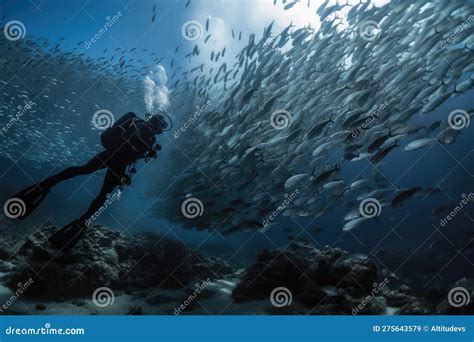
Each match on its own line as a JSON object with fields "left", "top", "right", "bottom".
{"left": 0, "top": 0, "right": 473, "bottom": 286}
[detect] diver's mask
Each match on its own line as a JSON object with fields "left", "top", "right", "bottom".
{"left": 146, "top": 111, "right": 172, "bottom": 134}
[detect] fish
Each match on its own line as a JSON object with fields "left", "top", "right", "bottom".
{"left": 343, "top": 217, "right": 368, "bottom": 232}
{"left": 367, "top": 131, "right": 392, "bottom": 153}
{"left": 404, "top": 138, "right": 435, "bottom": 151}
{"left": 432, "top": 204, "right": 451, "bottom": 216}
{"left": 344, "top": 208, "right": 361, "bottom": 221}
{"left": 437, "top": 128, "right": 460, "bottom": 145}
{"left": 284, "top": 1, "right": 298, "bottom": 10}
{"left": 391, "top": 187, "right": 423, "bottom": 207}
{"left": 371, "top": 143, "right": 399, "bottom": 163}
{"left": 313, "top": 165, "right": 340, "bottom": 185}
{"left": 350, "top": 179, "right": 370, "bottom": 191}
{"left": 284, "top": 173, "right": 309, "bottom": 189}
{"left": 307, "top": 117, "right": 333, "bottom": 139}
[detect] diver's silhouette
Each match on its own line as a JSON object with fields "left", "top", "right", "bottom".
{"left": 9, "top": 112, "right": 169, "bottom": 251}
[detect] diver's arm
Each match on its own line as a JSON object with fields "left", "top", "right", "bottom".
{"left": 143, "top": 142, "right": 160, "bottom": 160}
{"left": 130, "top": 140, "right": 160, "bottom": 161}
{"left": 138, "top": 125, "right": 161, "bottom": 160}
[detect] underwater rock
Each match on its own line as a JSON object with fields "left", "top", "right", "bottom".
{"left": 232, "top": 240, "right": 379, "bottom": 311}
{"left": 232, "top": 245, "right": 313, "bottom": 302}
{"left": 384, "top": 290, "right": 415, "bottom": 307}
{"left": 297, "top": 282, "right": 327, "bottom": 307}
{"left": 5, "top": 225, "right": 234, "bottom": 299}
{"left": 399, "top": 284, "right": 411, "bottom": 294}
{"left": 35, "top": 304, "right": 46, "bottom": 311}
{"left": 145, "top": 293, "right": 176, "bottom": 305}
{"left": 326, "top": 253, "right": 378, "bottom": 295}
{"left": 0, "top": 260, "right": 15, "bottom": 273}
{"left": 127, "top": 306, "right": 143, "bottom": 315}
{"left": 0, "top": 241, "right": 14, "bottom": 260}
{"left": 266, "top": 305, "right": 300, "bottom": 315}
{"left": 397, "top": 300, "right": 432, "bottom": 315}
{"left": 231, "top": 239, "right": 440, "bottom": 314}
{"left": 436, "top": 278, "right": 474, "bottom": 315}
{"left": 71, "top": 300, "right": 86, "bottom": 307}
{"left": 374, "top": 235, "right": 474, "bottom": 292}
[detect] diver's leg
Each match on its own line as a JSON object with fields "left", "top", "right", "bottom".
{"left": 78, "top": 165, "right": 125, "bottom": 226}
{"left": 41, "top": 150, "right": 111, "bottom": 188}
{"left": 9, "top": 151, "right": 112, "bottom": 221}
{"left": 47, "top": 163, "right": 126, "bottom": 250}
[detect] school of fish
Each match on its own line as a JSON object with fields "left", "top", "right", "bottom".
{"left": 151, "top": 0, "right": 474, "bottom": 234}
{"left": 0, "top": 0, "right": 473, "bottom": 234}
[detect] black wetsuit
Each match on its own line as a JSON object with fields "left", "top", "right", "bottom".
{"left": 42, "top": 112, "right": 158, "bottom": 224}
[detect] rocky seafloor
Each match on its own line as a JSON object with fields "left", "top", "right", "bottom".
{"left": 0, "top": 224, "right": 471, "bottom": 315}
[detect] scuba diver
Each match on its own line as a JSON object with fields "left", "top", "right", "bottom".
{"left": 8, "top": 111, "right": 170, "bottom": 251}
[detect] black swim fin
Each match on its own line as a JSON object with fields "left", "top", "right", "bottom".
{"left": 8, "top": 183, "right": 50, "bottom": 220}
{"left": 48, "top": 220, "right": 86, "bottom": 251}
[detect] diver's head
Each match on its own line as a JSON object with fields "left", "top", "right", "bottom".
{"left": 147, "top": 111, "right": 169, "bottom": 134}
